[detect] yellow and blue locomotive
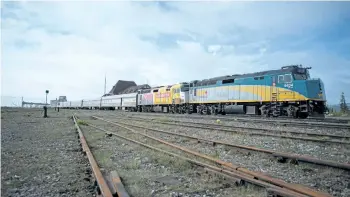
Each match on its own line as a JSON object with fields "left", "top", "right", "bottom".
{"left": 186, "top": 65, "right": 326, "bottom": 118}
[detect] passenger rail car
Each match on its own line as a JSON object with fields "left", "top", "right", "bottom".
{"left": 100, "top": 95, "right": 122, "bottom": 110}
{"left": 56, "top": 65, "right": 326, "bottom": 118}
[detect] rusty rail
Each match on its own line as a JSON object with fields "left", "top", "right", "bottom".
{"left": 114, "top": 115, "right": 350, "bottom": 145}
{"left": 125, "top": 112, "right": 350, "bottom": 129}
{"left": 100, "top": 118, "right": 350, "bottom": 171}
{"left": 92, "top": 116, "right": 332, "bottom": 197}
{"left": 121, "top": 115, "right": 350, "bottom": 140}
{"left": 72, "top": 115, "right": 113, "bottom": 197}
{"left": 85, "top": 122, "right": 309, "bottom": 197}
{"left": 109, "top": 171, "right": 130, "bottom": 197}
{"left": 267, "top": 187, "right": 306, "bottom": 197}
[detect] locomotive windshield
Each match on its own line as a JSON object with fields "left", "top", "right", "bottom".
{"left": 294, "top": 73, "right": 308, "bottom": 80}
{"left": 293, "top": 67, "right": 310, "bottom": 80}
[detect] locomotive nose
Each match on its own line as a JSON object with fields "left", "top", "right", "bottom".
{"left": 318, "top": 79, "right": 326, "bottom": 100}
{"left": 306, "top": 79, "right": 326, "bottom": 100}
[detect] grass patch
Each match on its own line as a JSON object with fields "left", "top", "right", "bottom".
{"left": 236, "top": 184, "right": 266, "bottom": 197}
{"left": 77, "top": 119, "right": 88, "bottom": 126}
{"left": 158, "top": 117, "right": 170, "bottom": 122}
{"left": 147, "top": 150, "right": 192, "bottom": 172}
{"left": 210, "top": 149, "right": 220, "bottom": 159}
{"left": 328, "top": 111, "right": 350, "bottom": 118}
{"left": 124, "top": 159, "right": 141, "bottom": 170}
{"left": 171, "top": 158, "right": 192, "bottom": 171}
{"left": 94, "top": 149, "right": 114, "bottom": 167}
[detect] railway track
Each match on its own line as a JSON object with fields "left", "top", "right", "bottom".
{"left": 187, "top": 113, "right": 349, "bottom": 124}
{"left": 124, "top": 112, "right": 350, "bottom": 130}
{"left": 78, "top": 115, "right": 334, "bottom": 197}
{"left": 112, "top": 115, "right": 350, "bottom": 145}
{"left": 72, "top": 115, "right": 129, "bottom": 197}
{"left": 95, "top": 116, "right": 350, "bottom": 171}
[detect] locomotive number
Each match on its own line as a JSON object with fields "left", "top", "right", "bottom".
{"left": 284, "top": 83, "right": 293, "bottom": 89}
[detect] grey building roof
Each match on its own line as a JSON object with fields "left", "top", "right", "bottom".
{"left": 107, "top": 80, "right": 137, "bottom": 95}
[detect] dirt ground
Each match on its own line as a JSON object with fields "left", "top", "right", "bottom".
{"left": 1, "top": 108, "right": 93, "bottom": 197}
{"left": 75, "top": 109, "right": 350, "bottom": 197}
{"left": 3, "top": 108, "right": 348, "bottom": 197}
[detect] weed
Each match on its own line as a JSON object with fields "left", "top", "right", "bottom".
{"left": 94, "top": 149, "right": 114, "bottom": 167}
{"left": 157, "top": 117, "right": 171, "bottom": 123}
{"left": 157, "top": 154, "right": 173, "bottom": 166}
{"left": 125, "top": 159, "right": 141, "bottom": 170}
{"left": 171, "top": 158, "right": 192, "bottom": 171}
{"left": 77, "top": 119, "right": 88, "bottom": 126}
{"left": 210, "top": 150, "right": 220, "bottom": 159}
{"left": 236, "top": 184, "right": 266, "bottom": 196}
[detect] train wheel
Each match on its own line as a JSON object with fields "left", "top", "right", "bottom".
{"left": 298, "top": 112, "right": 308, "bottom": 119}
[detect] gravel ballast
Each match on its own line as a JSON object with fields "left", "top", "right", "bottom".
{"left": 106, "top": 118, "right": 350, "bottom": 197}
{"left": 93, "top": 113, "right": 350, "bottom": 164}
{"left": 77, "top": 116, "right": 266, "bottom": 197}
{"left": 59, "top": 109, "right": 350, "bottom": 196}
{"left": 1, "top": 109, "right": 93, "bottom": 197}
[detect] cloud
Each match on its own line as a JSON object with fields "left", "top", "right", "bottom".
{"left": 1, "top": 1, "right": 350, "bottom": 105}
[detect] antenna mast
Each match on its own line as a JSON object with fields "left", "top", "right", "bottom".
{"left": 104, "top": 73, "right": 107, "bottom": 95}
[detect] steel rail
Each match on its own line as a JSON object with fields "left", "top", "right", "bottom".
{"left": 125, "top": 111, "right": 349, "bottom": 124}
{"left": 85, "top": 122, "right": 309, "bottom": 197}
{"left": 72, "top": 115, "right": 114, "bottom": 197}
{"left": 120, "top": 115, "right": 350, "bottom": 140}
{"left": 113, "top": 115, "right": 350, "bottom": 145}
{"left": 126, "top": 112, "right": 350, "bottom": 129}
{"left": 92, "top": 116, "right": 332, "bottom": 197}
{"left": 101, "top": 117, "right": 350, "bottom": 171}
{"left": 109, "top": 171, "right": 130, "bottom": 197}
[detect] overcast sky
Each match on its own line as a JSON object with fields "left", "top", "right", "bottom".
{"left": 2, "top": 1, "right": 350, "bottom": 105}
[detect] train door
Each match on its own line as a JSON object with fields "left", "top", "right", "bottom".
{"left": 138, "top": 93, "right": 142, "bottom": 105}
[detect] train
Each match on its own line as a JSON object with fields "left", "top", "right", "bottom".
{"left": 56, "top": 65, "right": 327, "bottom": 118}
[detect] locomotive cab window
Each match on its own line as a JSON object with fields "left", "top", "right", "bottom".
{"left": 222, "top": 78, "right": 235, "bottom": 84}
{"left": 278, "top": 75, "right": 284, "bottom": 83}
{"left": 294, "top": 74, "right": 307, "bottom": 80}
{"left": 284, "top": 74, "right": 292, "bottom": 83}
